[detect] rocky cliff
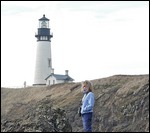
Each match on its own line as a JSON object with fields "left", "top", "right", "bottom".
{"left": 1, "top": 75, "right": 149, "bottom": 132}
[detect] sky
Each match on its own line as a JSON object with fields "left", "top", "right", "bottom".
{"left": 1, "top": 1, "right": 149, "bottom": 87}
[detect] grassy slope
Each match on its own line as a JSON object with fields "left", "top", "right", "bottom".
{"left": 1, "top": 74, "right": 149, "bottom": 132}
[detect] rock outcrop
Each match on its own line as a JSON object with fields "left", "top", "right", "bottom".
{"left": 1, "top": 98, "right": 72, "bottom": 132}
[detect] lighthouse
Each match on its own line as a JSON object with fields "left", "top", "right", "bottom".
{"left": 33, "top": 14, "right": 53, "bottom": 86}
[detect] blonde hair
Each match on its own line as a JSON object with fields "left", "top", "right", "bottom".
{"left": 81, "top": 80, "right": 93, "bottom": 92}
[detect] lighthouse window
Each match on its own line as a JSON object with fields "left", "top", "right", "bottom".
{"left": 48, "top": 58, "right": 51, "bottom": 67}
{"left": 40, "top": 36, "right": 47, "bottom": 40}
{"left": 41, "top": 21, "right": 47, "bottom": 28}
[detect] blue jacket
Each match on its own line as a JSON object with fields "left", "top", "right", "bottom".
{"left": 81, "top": 92, "right": 95, "bottom": 114}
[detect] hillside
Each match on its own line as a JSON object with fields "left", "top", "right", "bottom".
{"left": 1, "top": 74, "right": 149, "bottom": 132}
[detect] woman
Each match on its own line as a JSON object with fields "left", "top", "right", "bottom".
{"left": 81, "top": 80, "right": 95, "bottom": 132}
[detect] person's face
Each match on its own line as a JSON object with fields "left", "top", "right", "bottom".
{"left": 83, "top": 84, "right": 88, "bottom": 91}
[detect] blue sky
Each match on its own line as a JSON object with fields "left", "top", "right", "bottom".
{"left": 1, "top": 1, "right": 149, "bottom": 87}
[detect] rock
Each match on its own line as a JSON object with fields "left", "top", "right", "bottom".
{"left": 1, "top": 99, "right": 72, "bottom": 132}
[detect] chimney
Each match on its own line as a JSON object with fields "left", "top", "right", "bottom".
{"left": 51, "top": 68, "right": 54, "bottom": 74}
{"left": 65, "top": 70, "right": 68, "bottom": 75}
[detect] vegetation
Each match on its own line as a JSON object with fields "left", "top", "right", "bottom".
{"left": 1, "top": 74, "right": 149, "bottom": 132}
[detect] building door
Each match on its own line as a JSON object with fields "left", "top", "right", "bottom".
{"left": 53, "top": 80, "right": 55, "bottom": 84}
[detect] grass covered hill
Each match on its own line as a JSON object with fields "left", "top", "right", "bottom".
{"left": 1, "top": 74, "right": 149, "bottom": 132}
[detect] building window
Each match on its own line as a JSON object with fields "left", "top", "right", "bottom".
{"left": 48, "top": 58, "right": 51, "bottom": 67}
{"left": 49, "top": 80, "right": 50, "bottom": 85}
{"left": 43, "top": 36, "right": 46, "bottom": 40}
{"left": 40, "top": 36, "right": 48, "bottom": 40}
{"left": 40, "top": 21, "right": 47, "bottom": 28}
{"left": 53, "top": 80, "right": 55, "bottom": 84}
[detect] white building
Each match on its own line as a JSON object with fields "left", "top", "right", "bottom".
{"left": 45, "top": 69, "right": 74, "bottom": 86}
{"left": 33, "top": 14, "right": 74, "bottom": 86}
{"left": 33, "top": 14, "right": 53, "bottom": 86}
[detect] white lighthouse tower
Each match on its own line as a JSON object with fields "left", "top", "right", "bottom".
{"left": 33, "top": 14, "right": 53, "bottom": 86}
